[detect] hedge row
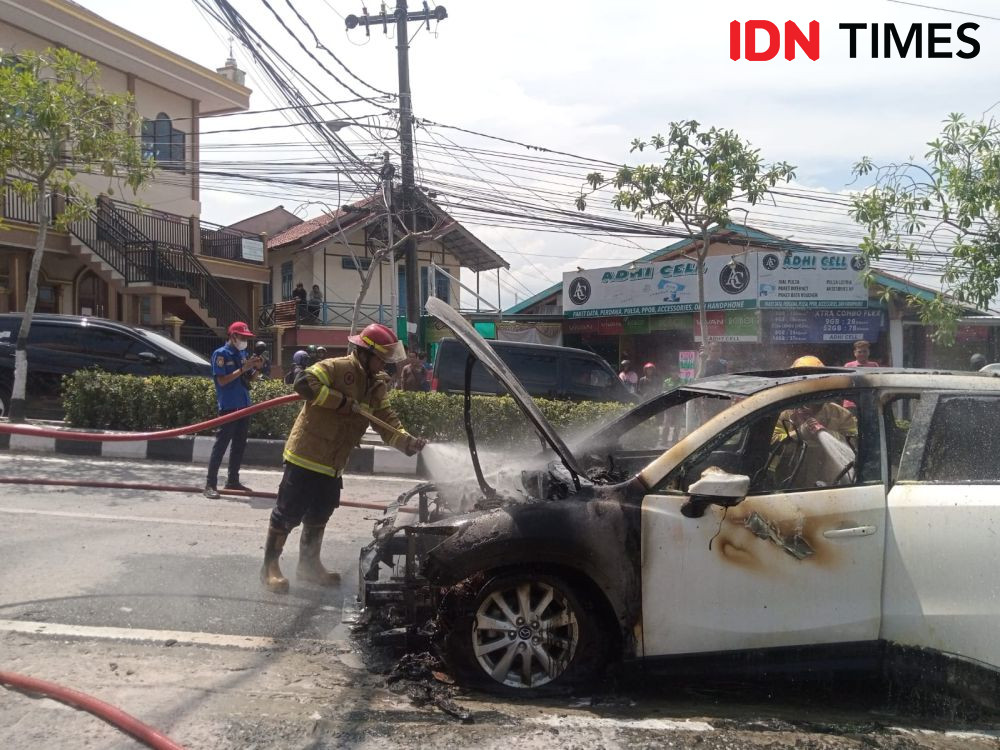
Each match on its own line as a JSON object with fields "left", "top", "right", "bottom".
{"left": 61, "top": 371, "right": 627, "bottom": 444}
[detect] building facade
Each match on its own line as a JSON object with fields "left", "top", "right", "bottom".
{"left": 0, "top": 0, "right": 267, "bottom": 354}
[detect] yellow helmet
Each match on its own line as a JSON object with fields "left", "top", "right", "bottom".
{"left": 792, "top": 355, "right": 824, "bottom": 368}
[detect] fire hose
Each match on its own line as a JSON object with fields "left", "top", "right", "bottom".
{"left": 0, "top": 392, "right": 418, "bottom": 513}
{"left": 0, "top": 670, "right": 185, "bottom": 750}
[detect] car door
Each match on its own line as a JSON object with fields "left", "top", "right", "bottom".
{"left": 882, "top": 391, "right": 1000, "bottom": 671}
{"left": 640, "top": 389, "right": 887, "bottom": 657}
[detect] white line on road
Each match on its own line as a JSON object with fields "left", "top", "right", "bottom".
{"left": 2, "top": 453, "right": 420, "bottom": 483}
{"left": 0, "top": 507, "right": 261, "bottom": 529}
{"left": 0, "top": 618, "right": 344, "bottom": 650}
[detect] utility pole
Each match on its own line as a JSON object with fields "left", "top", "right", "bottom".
{"left": 346, "top": 2, "right": 448, "bottom": 351}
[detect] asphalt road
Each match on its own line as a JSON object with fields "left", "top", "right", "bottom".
{"left": 2, "top": 452, "right": 999, "bottom": 749}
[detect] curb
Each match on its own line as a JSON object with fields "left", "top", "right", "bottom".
{"left": 0, "top": 431, "right": 422, "bottom": 476}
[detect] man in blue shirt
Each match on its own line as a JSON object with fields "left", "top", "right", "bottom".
{"left": 204, "top": 321, "right": 264, "bottom": 499}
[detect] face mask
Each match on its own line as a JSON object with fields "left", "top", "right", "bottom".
{"left": 234, "top": 339, "right": 248, "bottom": 351}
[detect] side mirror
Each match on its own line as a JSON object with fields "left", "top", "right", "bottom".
{"left": 681, "top": 468, "right": 750, "bottom": 518}
{"left": 137, "top": 351, "right": 162, "bottom": 365}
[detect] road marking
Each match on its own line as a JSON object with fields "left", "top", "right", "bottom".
{"left": 0, "top": 618, "right": 345, "bottom": 650}
{"left": 0, "top": 507, "right": 261, "bottom": 529}
{"left": 529, "top": 715, "right": 714, "bottom": 732}
{"left": 2, "top": 453, "right": 421, "bottom": 483}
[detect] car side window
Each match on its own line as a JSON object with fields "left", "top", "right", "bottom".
{"left": 85, "top": 329, "right": 145, "bottom": 360}
{"left": 499, "top": 351, "right": 557, "bottom": 386}
{"left": 568, "top": 358, "right": 614, "bottom": 389}
{"left": 919, "top": 396, "right": 1000, "bottom": 483}
{"left": 883, "top": 394, "right": 920, "bottom": 486}
{"left": 28, "top": 324, "right": 85, "bottom": 354}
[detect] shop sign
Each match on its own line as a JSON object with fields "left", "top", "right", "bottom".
{"left": 693, "top": 310, "right": 761, "bottom": 342}
{"left": 757, "top": 250, "right": 868, "bottom": 308}
{"left": 678, "top": 350, "right": 698, "bottom": 381}
{"left": 241, "top": 238, "right": 264, "bottom": 262}
{"left": 423, "top": 318, "right": 453, "bottom": 343}
{"left": 624, "top": 317, "right": 650, "bottom": 335}
{"left": 563, "top": 317, "right": 624, "bottom": 335}
{"left": 770, "top": 309, "right": 884, "bottom": 343}
{"left": 563, "top": 255, "right": 757, "bottom": 318}
{"left": 649, "top": 315, "right": 690, "bottom": 332}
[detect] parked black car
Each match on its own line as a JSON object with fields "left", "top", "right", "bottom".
{"left": 0, "top": 314, "right": 211, "bottom": 418}
{"left": 431, "top": 337, "right": 632, "bottom": 402}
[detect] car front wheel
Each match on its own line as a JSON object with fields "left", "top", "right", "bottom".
{"left": 0, "top": 384, "right": 9, "bottom": 419}
{"left": 444, "top": 572, "right": 607, "bottom": 693}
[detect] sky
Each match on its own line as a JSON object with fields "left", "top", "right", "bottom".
{"left": 75, "top": 0, "right": 1000, "bottom": 308}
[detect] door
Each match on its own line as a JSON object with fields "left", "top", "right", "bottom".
{"left": 882, "top": 392, "right": 1000, "bottom": 670}
{"left": 641, "top": 389, "right": 887, "bottom": 657}
{"left": 77, "top": 271, "right": 108, "bottom": 317}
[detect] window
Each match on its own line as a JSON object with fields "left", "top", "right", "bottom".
{"left": 281, "top": 262, "right": 293, "bottom": 301}
{"left": 141, "top": 113, "right": 185, "bottom": 170}
{"left": 28, "top": 324, "right": 85, "bottom": 353}
{"left": 342, "top": 256, "right": 372, "bottom": 271}
{"left": 80, "top": 329, "right": 144, "bottom": 359}
{"left": 884, "top": 395, "right": 919, "bottom": 486}
{"left": 664, "top": 392, "right": 871, "bottom": 496}
{"left": 500, "top": 351, "right": 558, "bottom": 386}
{"left": 920, "top": 396, "right": 1000, "bottom": 483}
{"left": 262, "top": 283, "right": 272, "bottom": 307}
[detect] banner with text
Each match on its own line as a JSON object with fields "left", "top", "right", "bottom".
{"left": 693, "top": 310, "right": 761, "bottom": 342}
{"left": 769, "top": 309, "right": 885, "bottom": 343}
{"left": 563, "top": 255, "right": 757, "bottom": 318}
{"left": 757, "top": 250, "right": 868, "bottom": 308}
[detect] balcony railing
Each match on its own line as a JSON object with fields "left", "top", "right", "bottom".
{"left": 3, "top": 181, "right": 56, "bottom": 226}
{"left": 258, "top": 300, "right": 392, "bottom": 330}
{"left": 106, "top": 197, "right": 264, "bottom": 266}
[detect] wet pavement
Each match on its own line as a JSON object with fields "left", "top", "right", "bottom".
{"left": 1, "top": 452, "right": 999, "bottom": 749}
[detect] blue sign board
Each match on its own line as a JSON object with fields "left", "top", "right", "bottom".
{"left": 770, "top": 309, "right": 884, "bottom": 343}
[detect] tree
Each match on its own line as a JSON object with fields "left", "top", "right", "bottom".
{"left": 0, "top": 47, "right": 153, "bottom": 420}
{"left": 850, "top": 113, "right": 1000, "bottom": 343}
{"left": 577, "top": 120, "right": 795, "bottom": 347}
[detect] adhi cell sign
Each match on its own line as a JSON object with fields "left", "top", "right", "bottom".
{"left": 564, "top": 250, "right": 869, "bottom": 318}
{"left": 757, "top": 251, "right": 868, "bottom": 308}
{"left": 562, "top": 256, "right": 756, "bottom": 318}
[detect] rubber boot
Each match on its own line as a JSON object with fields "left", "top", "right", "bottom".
{"left": 297, "top": 523, "right": 341, "bottom": 586}
{"left": 260, "top": 526, "right": 289, "bottom": 594}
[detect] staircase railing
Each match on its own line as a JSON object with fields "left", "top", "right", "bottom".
{"left": 67, "top": 201, "right": 251, "bottom": 328}
{"left": 103, "top": 202, "right": 250, "bottom": 328}
{"left": 67, "top": 207, "right": 136, "bottom": 280}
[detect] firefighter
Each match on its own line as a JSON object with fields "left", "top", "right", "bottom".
{"left": 260, "top": 323, "right": 428, "bottom": 593}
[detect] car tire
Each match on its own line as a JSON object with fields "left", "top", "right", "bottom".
{"left": 441, "top": 571, "right": 608, "bottom": 695}
{"left": 0, "top": 382, "right": 10, "bottom": 419}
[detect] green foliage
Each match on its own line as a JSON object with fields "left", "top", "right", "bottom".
{"left": 385, "top": 390, "right": 626, "bottom": 446}
{"left": 850, "top": 113, "right": 1000, "bottom": 343}
{"left": 0, "top": 47, "right": 154, "bottom": 226}
{"left": 62, "top": 371, "right": 298, "bottom": 440}
{"left": 61, "top": 372, "right": 627, "bottom": 446}
{"left": 578, "top": 120, "right": 796, "bottom": 233}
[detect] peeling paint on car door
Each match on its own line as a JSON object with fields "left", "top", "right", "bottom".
{"left": 640, "top": 484, "right": 887, "bottom": 657}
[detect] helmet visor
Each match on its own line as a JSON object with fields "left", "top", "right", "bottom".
{"left": 374, "top": 339, "right": 407, "bottom": 364}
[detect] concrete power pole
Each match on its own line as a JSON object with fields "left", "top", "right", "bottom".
{"left": 346, "top": 2, "right": 448, "bottom": 351}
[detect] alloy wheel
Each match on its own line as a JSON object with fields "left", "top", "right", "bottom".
{"left": 472, "top": 580, "right": 579, "bottom": 689}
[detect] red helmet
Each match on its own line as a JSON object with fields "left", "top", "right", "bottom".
{"left": 348, "top": 323, "right": 406, "bottom": 364}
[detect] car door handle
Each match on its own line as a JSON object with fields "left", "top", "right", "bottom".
{"left": 823, "top": 526, "right": 877, "bottom": 539}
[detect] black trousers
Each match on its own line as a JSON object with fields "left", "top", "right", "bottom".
{"left": 270, "top": 462, "right": 343, "bottom": 532}
{"left": 206, "top": 410, "right": 250, "bottom": 488}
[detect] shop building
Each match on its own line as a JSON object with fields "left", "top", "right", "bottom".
{"left": 507, "top": 224, "right": 999, "bottom": 375}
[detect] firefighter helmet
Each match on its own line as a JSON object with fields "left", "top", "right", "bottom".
{"left": 792, "top": 355, "right": 824, "bottom": 368}
{"left": 348, "top": 323, "right": 406, "bottom": 364}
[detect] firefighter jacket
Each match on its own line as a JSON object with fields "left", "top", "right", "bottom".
{"left": 283, "top": 353, "right": 413, "bottom": 477}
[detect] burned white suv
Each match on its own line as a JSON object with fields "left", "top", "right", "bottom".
{"left": 360, "top": 299, "right": 1000, "bottom": 701}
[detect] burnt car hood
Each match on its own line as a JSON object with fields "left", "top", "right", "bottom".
{"left": 425, "top": 297, "right": 585, "bottom": 478}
